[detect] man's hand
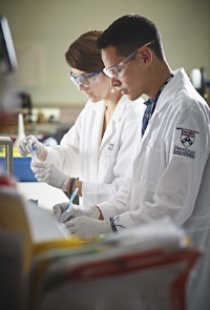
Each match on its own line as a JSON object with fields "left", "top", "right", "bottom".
{"left": 65, "top": 216, "right": 112, "bottom": 239}
{"left": 53, "top": 202, "right": 73, "bottom": 220}
{"left": 31, "top": 162, "right": 69, "bottom": 191}
{"left": 53, "top": 203, "right": 81, "bottom": 220}
{"left": 19, "top": 135, "right": 45, "bottom": 158}
{"left": 55, "top": 204, "right": 100, "bottom": 222}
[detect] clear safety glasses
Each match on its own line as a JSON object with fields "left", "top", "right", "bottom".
{"left": 68, "top": 71, "right": 101, "bottom": 88}
{"left": 103, "top": 40, "right": 155, "bottom": 79}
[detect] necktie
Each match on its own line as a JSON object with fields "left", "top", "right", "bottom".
{"left": 141, "top": 73, "right": 174, "bottom": 136}
{"left": 142, "top": 98, "right": 155, "bottom": 136}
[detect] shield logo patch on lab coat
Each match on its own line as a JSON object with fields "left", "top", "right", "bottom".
{"left": 181, "top": 129, "right": 195, "bottom": 148}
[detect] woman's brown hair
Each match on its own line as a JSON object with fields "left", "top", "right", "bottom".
{"left": 65, "top": 30, "right": 104, "bottom": 73}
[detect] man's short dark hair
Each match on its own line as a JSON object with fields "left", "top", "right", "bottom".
{"left": 97, "top": 14, "right": 164, "bottom": 60}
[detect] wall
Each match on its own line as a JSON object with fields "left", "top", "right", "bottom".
{"left": 1, "top": 0, "right": 210, "bottom": 106}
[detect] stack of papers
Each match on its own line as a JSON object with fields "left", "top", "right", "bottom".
{"left": 0, "top": 185, "right": 202, "bottom": 310}
{"left": 28, "top": 218, "right": 201, "bottom": 310}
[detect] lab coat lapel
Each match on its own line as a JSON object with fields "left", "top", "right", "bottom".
{"left": 89, "top": 101, "right": 106, "bottom": 170}
{"left": 141, "top": 70, "right": 180, "bottom": 141}
{"left": 100, "top": 96, "right": 127, "bottom": 152}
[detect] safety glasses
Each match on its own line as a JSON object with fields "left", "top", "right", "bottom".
{"left": 68, "top": 71, "right": 101, "bottom": 88}
{"left": 103, "top": 40, "right": 155, "bottom": 79}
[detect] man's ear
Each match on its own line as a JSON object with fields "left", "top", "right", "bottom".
{"left": 138, "top": 47, "right": 152, "bottom": 66}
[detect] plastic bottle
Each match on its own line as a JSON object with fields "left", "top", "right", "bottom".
{"left": 13, "top": 113, "right": 25, "bottom": 149}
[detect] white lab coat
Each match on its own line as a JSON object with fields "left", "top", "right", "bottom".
{"left": 45, "top": 95, "right": 145, "bottom": 207}
{"left": 98, "top": 68, "right": 210, "bottom": 309}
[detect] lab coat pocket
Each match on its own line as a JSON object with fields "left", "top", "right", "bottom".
{"left": 103, "top": 140, "right": 119, "bottom": 159}
{"left": 98, "top": 143, "right": 118, "bottom": 181}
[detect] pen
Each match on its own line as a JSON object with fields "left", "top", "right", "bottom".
{"left": 63, "top": 187, "right": 79, "bottom": 212}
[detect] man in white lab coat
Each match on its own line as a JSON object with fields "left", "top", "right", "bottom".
{"left": 54, "top": 14, "right": 210, "bottom": 309}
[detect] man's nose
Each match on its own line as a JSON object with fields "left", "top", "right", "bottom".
{"left": 110, "top": 77, "right": 122, "bottom": 87}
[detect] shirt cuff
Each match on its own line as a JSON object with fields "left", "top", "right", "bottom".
{"left": 97, "top": 201, "right": 119, "bottom": 220}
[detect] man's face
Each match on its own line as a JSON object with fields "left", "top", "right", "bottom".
{"left": 102, "top": 46, "right": 146, "bottom": 101}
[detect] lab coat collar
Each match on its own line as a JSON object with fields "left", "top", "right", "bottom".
{"left": 100, "top": 96, "right": 129, "bottom": 151}
{"left": 152, "top": 67, "right": 189, "bottom": 114}
{"left": 141, "top": 68, "right": 189, "bottom": 141}
{"left": 109, "top": 95, "right": 129, "bottom": 122}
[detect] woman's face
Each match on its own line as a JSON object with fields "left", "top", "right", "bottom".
{"left": 70, "top": 68, "right": 112, "bottom": 103}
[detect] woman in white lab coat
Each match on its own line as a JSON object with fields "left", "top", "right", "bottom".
{"left": 19, "top": 31, "right": 145, "bottom": 208}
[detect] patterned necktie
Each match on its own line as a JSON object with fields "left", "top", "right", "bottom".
{"left": 141, "top": 73, "right": 174, "bottom": 136}
{"left": 142, "top": 98, "right": 155, "bottom": 136}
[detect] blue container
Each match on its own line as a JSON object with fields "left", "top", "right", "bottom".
{"left": 0, "top": 157, "right": 37, "bottom": 182}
